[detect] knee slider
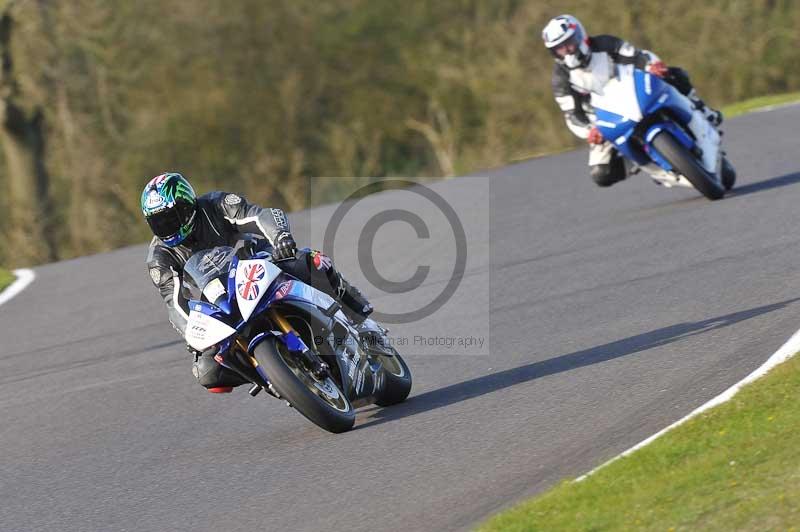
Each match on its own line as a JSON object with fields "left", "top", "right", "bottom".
{"left": 192, "top": 354, "right": 225, "bottom": 388}
{"left": 590, "top": 164, "right": 615, "bottom": 187}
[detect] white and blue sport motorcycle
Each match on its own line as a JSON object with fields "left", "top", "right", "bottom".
{"left": 592, "top": 64, "right": 735, "bottom": 200}
{"left": 182, "top": 246, "right": 412, "bottom": 433}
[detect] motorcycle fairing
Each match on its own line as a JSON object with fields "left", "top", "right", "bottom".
{"left": 255, "top": 277, "right": 348, "bottom": 323}
{"left": 189, "top": 266, "right": 338, "bottom": 356}
{"left": 186, "top": 306, "right": 238, "bottom": 351}
{"left": 323, "top": 327, "right": 382, "bottom": 400}
{"left": 282, "top": 281, "right": 338, "bottom": 310}
{"left": 685, "top": 109, "right": 722, "bottom": 173}
{"left": 235, "top": 259, "right": 283, "bottom": 322}
{"left": 593, "top": 66, "right": 702, "bottom": 170}
{"left": 634, "top": 70, "right": 694, "bottom": 124}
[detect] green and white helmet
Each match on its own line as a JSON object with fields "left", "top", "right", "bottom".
{"left": 141, "top": 172, "right": 197, "bottom": 247}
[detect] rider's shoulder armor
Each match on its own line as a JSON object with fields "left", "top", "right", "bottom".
{"left": 590, "top": 34, "right": 648, "bottom": 68}
{"left": 202, "top": 191, "right": 247, "bottom": 220}
{"left": 552, "top": 34, "right": 646, "bottom": 98}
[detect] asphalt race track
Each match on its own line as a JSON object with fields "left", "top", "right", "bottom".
{"left": 2, "top": 104, "right": 800, "bottom": 532}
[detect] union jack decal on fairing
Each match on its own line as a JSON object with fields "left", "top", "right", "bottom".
{"left": 237, "top": 263, "right": 265, "bottom": 300}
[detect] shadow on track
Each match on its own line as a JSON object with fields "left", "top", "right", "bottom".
{"left": 357, "top": 298, "right": 800, "bottom": 429}
{"left": 625, "top": 171, "right": 800, "bottom": 217}
{"left": 729, "top": 171, "right": 800, "bottom": 198}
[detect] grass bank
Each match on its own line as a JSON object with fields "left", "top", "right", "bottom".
{"left": 479, "top": 353, "right": 800, "bottom": 531}
{"left": 0, "top": 269, "right": 13, "bottom": 292}
{"left": 721, "top": 91, "right": 800, "bottom": 119}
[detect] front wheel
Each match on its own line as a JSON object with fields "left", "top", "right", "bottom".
{"left": 651, "top": 132, "right": 725, "bottom": 200}
{"left": 375, "top": 349, "right": 412, "bottom": 406}
{"left": 254, "top": 337, "right": 355, "bottom": 433}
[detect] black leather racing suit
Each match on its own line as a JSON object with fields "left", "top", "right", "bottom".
{"left": 551, "top": 35, "right": 698, "bottom": 186}
{"left": 146, "top": 191, "right": 372, "bottom": 389}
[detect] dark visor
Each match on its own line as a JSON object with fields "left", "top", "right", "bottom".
{"left": 147, "top": 199, "right": 196, "bottom": 240}
{"left": 549, "top": 34, "right": 581, "bottom": 58}
{"left": 146, "top": 208, "right": 183, "bottom": 239}
{"left": 147, "top": 209, "right": 182, "bottom": 238}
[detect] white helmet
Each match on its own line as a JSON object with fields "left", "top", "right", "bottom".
{"left": 542, "top": 14, "right": 591, "bottom": 70}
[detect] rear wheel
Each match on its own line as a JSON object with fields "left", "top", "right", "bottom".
{"left": 375, "top": 349, "right": 412, "bottom": 406}
{"left": 651, "top": 132, "right": 725, "bottom": 200}
{"left": 254, "top": 337, "right": 355, "bottom": 433}
{"left": 722, "top": 157, "right": 736, "bottom": 191}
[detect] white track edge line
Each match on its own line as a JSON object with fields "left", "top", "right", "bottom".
{"left": 575, "top": 326, "right": 800, "bottom": 482}
{"left": 0, "top": 268, "right": 36, "bottom": 306}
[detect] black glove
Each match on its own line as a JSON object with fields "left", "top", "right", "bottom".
{"left": 272, "top": 231, "right": 297, "bottom": 261}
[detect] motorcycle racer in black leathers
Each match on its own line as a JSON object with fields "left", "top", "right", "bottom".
{"left": 542, "top": 14, "right": 723, "bottom": 187}
{"left": 142, "top": 172, "right": 373, "bottom": 393}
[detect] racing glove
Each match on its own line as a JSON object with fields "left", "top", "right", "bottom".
{"left": 272, "top": 231, "right": 297, "bottom": 261}
{"left": 647, "top": 60, "right": 668, "bottom": 78}
{"left": 587, "top": 126, "right": 604, "bottom": 145}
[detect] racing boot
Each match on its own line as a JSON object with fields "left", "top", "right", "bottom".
{"left": 701, "top": 105, "right": 723, "bottom": 127}
{"left": 356, "top": 318, "right": 394, "bottom": 356}
{"left": 688, "top": 91, "right": 723, "bottom": 126}
{"left": 332, "top": 272, "right": 374, "bottom": 324}
{"left": 590, "top": 153, "right": 627, "bottom": 187}
{"left": 306, "top": 250, "right": 374, "bottom": 324}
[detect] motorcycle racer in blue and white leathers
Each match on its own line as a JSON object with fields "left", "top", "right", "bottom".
{"left": 542, "top": 14, "right": 723, "bottom": 187}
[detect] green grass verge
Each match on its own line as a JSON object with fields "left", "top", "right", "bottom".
{"left": 479, "top": 354, "right": 800, "bottom": 531}
{"left": 721, "top": 91, "right": 800, "bottom": 119}
{"left": 0, "top": 268, "right": 13, "bottom": 292}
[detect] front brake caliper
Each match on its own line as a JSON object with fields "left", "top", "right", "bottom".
{"left": 280, "top": 331, "right": 330, "bottom": 380}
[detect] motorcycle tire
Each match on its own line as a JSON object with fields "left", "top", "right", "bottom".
{"left": 375, "top": 349, "right": 412, "bottom": 407}
{"left": 651, "top": 132, "right": 725, "bottom": 200}
{"left": 722, "top": 157, "right": 737, "bottom": 191}
{"left": 254, "top": 337, "right": 356, "bottom": 433}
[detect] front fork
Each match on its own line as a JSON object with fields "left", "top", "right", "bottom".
{"left": 214, "top": 337, "right": 278, "bottom": 398}
{"left": 216, "top": 309, "right": 333, "bottom": 399}
{"left": 267, "top": 309, "right": 331, "bottom": 381}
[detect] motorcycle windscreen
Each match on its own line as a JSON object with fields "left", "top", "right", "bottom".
{"left": 591, "top": 65, "right": 643, "bottom": 125}
{"left": 235, "top": 259, "right": 283, "bottom": 321}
